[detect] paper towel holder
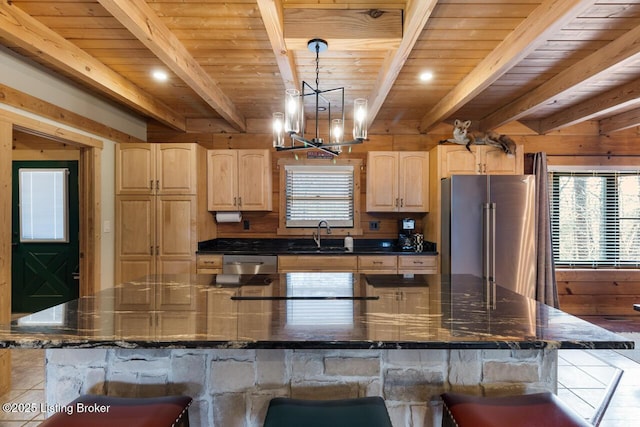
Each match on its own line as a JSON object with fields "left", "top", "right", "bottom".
{"left": 215, "top": 212, "right": 242, "bottom": 223}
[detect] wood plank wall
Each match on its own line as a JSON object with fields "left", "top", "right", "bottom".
{"left": 150, "top": 120, "right": 640, "bottom": 317}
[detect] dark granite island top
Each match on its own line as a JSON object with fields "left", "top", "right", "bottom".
{"left": 0, "top": 273, "right": 633, "bottom": 350}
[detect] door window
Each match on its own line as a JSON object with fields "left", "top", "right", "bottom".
{"left": 19, "top": 168, "right": 69, "bottom": 242}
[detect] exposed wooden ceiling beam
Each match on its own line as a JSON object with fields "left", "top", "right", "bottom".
{"left": 366, "top": 0, "right": 438, "bottom": 126}
{"left": 257, "top": 0, "right": 299, "bottom": 91}
{"left": 599, "top": 108, "right": 640, "bottom": 135}
{"left": 283, "top": 9, "right": 402, "bottom": 51}
{"left": 98, "top": 0, "right": 246, "bottom": 132}
{"left": 419, "top": 0, "right": 595, "bottom": 133}
{"left": 0, "top": 1, "right": 186, "bottom": 131}
{"left": 528, "top": 78, "right": 640, "bottom": 134}
{"left": 482, "top": 22, "right": 640, "bottom": 131}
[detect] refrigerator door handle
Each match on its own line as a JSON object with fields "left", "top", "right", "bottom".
{"left": 483, "top": 203, "right": 491, "bottom": 280}
{"left": 489, "top": 202, "right": 496, "bottom": 283}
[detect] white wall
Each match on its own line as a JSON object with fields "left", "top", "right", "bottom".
{"left": 0, "top": 46, "right": 147, "bottom": 290}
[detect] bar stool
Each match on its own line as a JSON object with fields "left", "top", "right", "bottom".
{"left": 263, "top": 396, "right": 393, "bottom": 427}
{"left": 441, "top": 392, "right": 591, "bottom": 427}
{"left": 38, "top": 394, "right": 192, "bottom": 427}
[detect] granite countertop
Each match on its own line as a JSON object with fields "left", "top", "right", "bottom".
{"left": 197, "top": 238, "right": 438, "bottom": 255}
{"left": 0, "top": 273, "right": 632, "bottom": 351}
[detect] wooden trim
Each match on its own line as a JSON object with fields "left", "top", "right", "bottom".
{"left": 0, "top": 109, "right": 103, "bottom": 149}
{"left": 276, "top": 158, "right": 364, "bottom": 236}
{"left": 0, "top": 119, "right": 11, "bottom": 394}
{"left": 0, "top": 83, "right": 145, "bottom": 144}
{"left": 79, "top": 147, "right": 101, "bottom": 296}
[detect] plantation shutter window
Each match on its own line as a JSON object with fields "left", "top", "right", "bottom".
{"left": 285, "top": 165, "right": 355, "bottom": 227}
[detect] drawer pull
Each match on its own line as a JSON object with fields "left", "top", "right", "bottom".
{"left": 413, "top": 261, "right": 424, "bottom": 265}
{"left": 203, "top": 261, "right": 217, "bottom": 264}
{"left": 373, "top": 261, "right": 383, "bottom": 265}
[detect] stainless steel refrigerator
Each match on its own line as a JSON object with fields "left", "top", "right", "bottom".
{"left": 441, "top": 175, "right": 536, "bottom": 299}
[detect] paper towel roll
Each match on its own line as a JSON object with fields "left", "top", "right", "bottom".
{"left": 215, "top": 212, "right": 242, "bottom": 223}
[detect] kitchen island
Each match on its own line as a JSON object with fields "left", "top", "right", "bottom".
{"left": 1, "top": 273, "right": 632, "bottom": 427}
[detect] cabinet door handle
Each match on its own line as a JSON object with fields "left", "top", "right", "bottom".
{"left": 238, "top": 197, "right": 242, "bottom": 207}
{"left": 400, "top": 198, "right": 404, "bottom": 207}
{"left": 150, "top": 180, "right": 154, "bottom": 190}
{"left": 233, "top": 197, "right": 237, "bottom": 206}
{"left": 483, "top": 164, "right": 487, "bottom": 174}
{"left": 477, "top": 163, "right": 482, "bottom": 173}
{"left": 156, "top": 180, "right": 160, "bottom": 190}
{"left": 150, "top": 246, "right": 154, "bottom": 255}
{"left": 155, "top": 246, "right": 159, "bottom": 255}
{"left": 395, "top": 198, "right": 399, "bottom": 207}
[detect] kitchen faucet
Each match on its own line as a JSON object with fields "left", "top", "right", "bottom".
{"left": 313, "top": 220, "right": 332, "bottom": 248}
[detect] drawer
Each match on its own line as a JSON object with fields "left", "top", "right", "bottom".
{"left": 358, "top": 256, "right": 397, "bottom": 273}
{"left": 196, "top": 254, "right": 223, "bottom": 273}
{"left": 278, "top": 255, "right": 357, "bottom": 272}
{"left": 397, "top": 255, "right": 437, "bottom": 273}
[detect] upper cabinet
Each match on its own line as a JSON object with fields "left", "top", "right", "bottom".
{"left": 116, "top": 143, "right": 198, "bottom": 195}
{"left": 366, "top": 151, "right": 429, "bottom": 212}
{"left": 438, "top": 144, "right": 523, "bottom": 176}
{"left": 207, "top": 149, "right": 272, "bottom": 211}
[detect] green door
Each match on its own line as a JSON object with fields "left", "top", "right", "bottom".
{"left": 11, "top": 161, "right": 80, "bottom": 313}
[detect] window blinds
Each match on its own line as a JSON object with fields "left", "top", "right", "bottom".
{"left": 549, "top": 171, "right": 640, "bottom": 267}
{"left": 285, "top": 273, "right": 354, "bottom": 326}
{"left": 285, "top": 165, "right": 354, "bottom": 227}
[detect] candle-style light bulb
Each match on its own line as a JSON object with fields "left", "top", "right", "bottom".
{"left": 353, "top": 98, "right": 367, "bottom": 140}
{"left": 284, "top": 89, "right": 300, "bottom": 134}
{"left": 273, "top": 112, "right": 285, "bottom": 148}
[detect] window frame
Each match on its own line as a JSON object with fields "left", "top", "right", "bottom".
{"left": 277, "top": 158, "right": 363, "bottom": 236}
{"left": 549, "top": 169, "right": 640, "bottom": 268}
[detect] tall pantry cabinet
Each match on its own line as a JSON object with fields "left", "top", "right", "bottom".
{"left": 115, "top": 143, "right": 215, "bottom": 284}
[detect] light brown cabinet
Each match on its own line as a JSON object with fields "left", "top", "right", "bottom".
{"left": 115, "top": 143, "right": 214, "bottom": 284}
{"left": 397, "top": 255, "right": 437, "bottom": 274}
{"left": 207, "top": 149, "right": 272, "bottom": 211}
{"left": 115, "top": 143, "right": 198, "bottom": 195}
{"left": 366, "top": 151, "right": 429, "bottom": 212}
{"left": 438, "top": 144, "right": 522, "bottom": 176}
{"left": 366, "top": 286, "right": 430, "bottom": 340}
{"left": 114, "top": 281, "right": 198, "bottom": 338}
{"left": 196, "top": 254, "right": 223, "bottom": 274}
{"left": 358, "top": 255, "right": 398, "bottom": 274}
{"left": 278, "top": 255, "right": 358, "bottom": 272}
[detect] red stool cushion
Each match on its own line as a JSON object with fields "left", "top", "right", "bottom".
{"left": 441, "top": 392, "right": 591, "bottom": 427}
{"left": 38, "top": 395, "right": 192, "bottom": 427}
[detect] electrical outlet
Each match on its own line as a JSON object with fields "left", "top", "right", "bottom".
{"left": 243, "top": 220, "right": 250, "bottom": 230}
{"left": 369, "top": 221, "right": 380, "bottom": 231}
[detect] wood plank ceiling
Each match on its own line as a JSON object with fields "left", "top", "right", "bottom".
{"left": 1, "top": 0, "right": 640, "bottom": 137}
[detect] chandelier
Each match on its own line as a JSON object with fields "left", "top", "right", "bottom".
{"left": 272, "top": 39, "right": 368, "bottom": 156}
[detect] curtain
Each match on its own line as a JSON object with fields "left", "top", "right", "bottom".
{"left": 533, "top": 152, "right": 559, "bottom": 307}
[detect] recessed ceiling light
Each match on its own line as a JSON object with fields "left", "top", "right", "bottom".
{"left": 152, "top": 70, "right": 168, "bottom": 82}
{"left": 420, "top": 71, "right": 434, "bottom": 82}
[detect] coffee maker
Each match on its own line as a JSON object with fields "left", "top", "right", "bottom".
{"left": 398, "top": 218, "right": 416, "bottom": 251}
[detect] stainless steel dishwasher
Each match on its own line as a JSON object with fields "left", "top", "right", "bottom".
{"left": 222, "top": 255, "right": 278, "bottom": 274}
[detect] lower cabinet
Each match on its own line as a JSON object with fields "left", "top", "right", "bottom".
{"left": 278, "top": 255, "right": 358, "bottom": 272}
{"left": 366, "top": 286, "right": 430, "bottom": 340}
{"left": 278, "top": 254, "right": 437, "bottom": 273}
{"left": 397, "top": 255, "right": 437, "bottom": 274}
{"left": 115, "top": 279, "right": 197, "bottom": 339}
{"left": 196, "top": 254, "right": 223, "bottom": 274}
